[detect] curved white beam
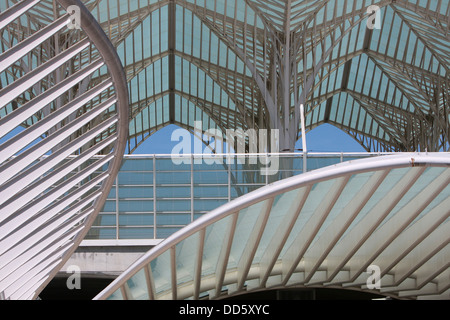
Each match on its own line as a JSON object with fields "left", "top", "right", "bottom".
{"left": 0, "top": 0, "right": 129, "bottom": 300}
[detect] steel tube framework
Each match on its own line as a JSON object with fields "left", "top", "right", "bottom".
{"left": 1, "top": 0, "right": 449, "bottom": 301}
{"left": 0, "top": 0, "right": 128, "bottom": 300}
{"left": 63, "top": 0, "right": 449, "bottom": 154}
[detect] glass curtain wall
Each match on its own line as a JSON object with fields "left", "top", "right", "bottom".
{"left": 87, "top": 153, "right": 380, "bottom": 240}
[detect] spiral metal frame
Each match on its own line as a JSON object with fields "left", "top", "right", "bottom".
{"left": 0, "top": 0, "right": 128, "bottom": 300}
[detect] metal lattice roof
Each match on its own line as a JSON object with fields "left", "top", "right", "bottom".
{"left": 0, "top": 0, "right": 128, "bottom": 300}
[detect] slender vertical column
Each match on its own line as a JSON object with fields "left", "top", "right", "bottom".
{"left": 153, "top": 155, "right": 157, "bottom": 239}
{"left": 115, "top": 174, "right": 119, "bottom": 239}
{"left": 282, "top": 0, "right": 292, "bottom": 152}
{"left": 227, "top": 160, "right": 231, "bottom": 202}
{"left": 168, "top": 0, "right": 176, "bottom": 123}
{"left": 191, "top": 154, "right": 194, "bottom": 222}
{"left": 300, "top": 104, "right": 307, "bottom": 172}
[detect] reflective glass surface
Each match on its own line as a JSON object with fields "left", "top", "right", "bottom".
{"left": 87, "top": 153, "right": 380, "bottom": 240}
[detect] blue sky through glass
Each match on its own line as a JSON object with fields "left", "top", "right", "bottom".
{"left": 133, "top": 124, "right": 367, "bottom": 154}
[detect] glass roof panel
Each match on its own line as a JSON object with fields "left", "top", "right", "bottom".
{"left": 279, "top": 178, "right": 336, "bottom": 257}
{"left": 202, "top": 214, "right": 235, "bottom": 277}
{"left": 175, "top": 231, "right": 200, "bottom": 287}
{"left": 79, "top": 0, "right": 450, "bottom": 153}
{"left": 149, "top": 249, "right": 172, "bottom": 296}
{"left": 379, "top": 167, "right": 448, "bottom": 227}
{"left": 126, "top": 268, "right": 150, "bottom": 300}
{"left": 227, "top": 199, "right": 270, "bottom": 269}
{"left": 252, "top": 188, "right": 303, "bottom": 264}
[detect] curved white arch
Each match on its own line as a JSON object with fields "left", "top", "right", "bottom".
{"left": 0, "top": 0, "right": 128, "bottom": 300}
{"left": 95, "top": 153, "right": 450, "bottom": 300}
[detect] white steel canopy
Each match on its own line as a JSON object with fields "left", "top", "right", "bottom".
{"left": 0, "top": 0, "right": 128, "bottom": 300}
{"left": 95, "top": 153, "right": 450, "bottom": 300}
{"left": 77, "top": 0, "right": 449, "bottom": 153}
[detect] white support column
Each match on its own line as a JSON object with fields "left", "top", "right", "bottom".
{"left": 300, "top": 104, "right": 307, "bottom": 172}
{"left": 193, "top": 229, "right": 206, "bottom": 299}
{"left": 153, "top": 155, "right": 157, "bottom": 239}
{"left": 191, "top": 154, "right": 194, "bottom": 223}
{"left": 282, "top": 0, "right": 292, "bottom": 152}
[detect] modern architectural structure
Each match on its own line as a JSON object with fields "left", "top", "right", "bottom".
{"left": 0, "top": 0, "right": 449, "bottom": 300}
{"left": 0, "top": 0, "right": 129, "bottom": 300}
{"left": 94, "top": 153, "right": 450, "bottom": 300}
{"left": 113, "top": 0, "right": 448, "bottom": 154}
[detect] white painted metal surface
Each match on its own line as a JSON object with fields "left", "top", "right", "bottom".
{"left": 95, "top": 153, "right": 450, "bottom": 300}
